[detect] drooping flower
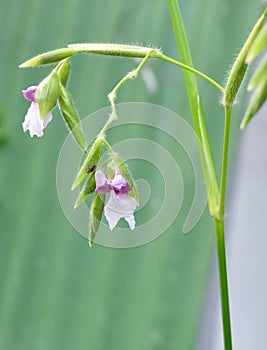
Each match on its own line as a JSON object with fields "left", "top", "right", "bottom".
{"left": 95, "top": 169, "right": 138, "bottom": 230}
{"left": 22, "top": 86, "right": 53, "bottom": 137}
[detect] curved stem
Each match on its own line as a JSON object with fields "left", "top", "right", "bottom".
{"left": 100, "top": 51, "right": 152, "bottom": 135}
{"left": 214, "top": 219, "right": 233, "bottom": 350}
{"left": 157, "top": 53, "right": 224, "bottom": 93}
{"left": 219, "top": 106, "right": 232, "bottom": 218}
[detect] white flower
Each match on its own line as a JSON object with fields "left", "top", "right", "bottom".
{"left": 22, "top": 86, "right": 53, "bottom": 137}
{"left": 95, "top": 169, "right": 138, "bottom": 231}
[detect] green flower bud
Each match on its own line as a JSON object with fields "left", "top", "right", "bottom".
{"left": 224, "top": 9, "right": 267, "bottom": 107}
{"left": 58, "top": 84, "right": 87, "bottom": 150}
{"left": 248, "top": 54, "right": 267, "bottom": 91}
{"left": 89, "top": 193, "right": 105, "bottom": 247}
{"left": 67, "top": 43, "right": 160, "bottom": 58}
{"left": 19, "top": 48, "right": 75, "bottom": 68}
{"left": 36, "top": 72, "right": 60, "bottom": 119}
{"left": 247, "top": 23, "right": 267, "bottom": 63}
{"left": 56, "top": 59, "right": 71, "bottom": 86}
{"left": 72, "top": 136, "right": 104, "bottom": 190}
{"left": 74, "top": 171, "right": 96, "bottom": 209}
{"left": 241, "top": 79, "right": 267, "bottom": 129}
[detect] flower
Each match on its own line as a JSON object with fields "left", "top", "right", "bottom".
{"left": 22, "top": 86, "right": 53, "bottom": 137}
{"left": 95, "top": 169, "right": 138, "bottom": 230}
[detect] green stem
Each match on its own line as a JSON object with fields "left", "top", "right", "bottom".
{"left": 168, "top": 1, "right": 233, "bottom": 350}
{"left": 167, "top": 0, "right": 219, "bottom": 216}
{"left": 219, "top": 106, "right": 232, "bottom": 219}
{"left": 157, "top": 53, "right": 224, "bottom": 93}
{"left": 100, "top": 51, "right": 152, "bottom": 135}
{"left": 214, "top": 219, "right": 232, "bottom": 350}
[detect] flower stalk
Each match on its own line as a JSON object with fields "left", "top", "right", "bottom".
{"left": 167, "top": 1, "right": 233, "bottom": 349}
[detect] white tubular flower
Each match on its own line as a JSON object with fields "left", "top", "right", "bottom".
{"left": 22, "top": 86, "right": 52, "bottom": 137}
{"left": 95, "top": 169, "right": 138, "bottom": 231}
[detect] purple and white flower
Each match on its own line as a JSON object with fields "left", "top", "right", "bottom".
{"left": 22, "top": 86, "right": 53, "bottom": 137}
{"left": 95, "top": 169, "right": 138, "bottom": 231}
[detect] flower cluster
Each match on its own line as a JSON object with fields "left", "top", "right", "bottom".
{"left": 20, "top": 48, "right": 139, "bottom": 246}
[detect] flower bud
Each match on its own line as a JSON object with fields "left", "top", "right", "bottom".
{"left": 56, "top": 59, "right": 71, "bottom": 86}
{"left": 19, "top": 48, "right": 75, "bottom": 68}
{"left": 247, "top": 23, "right": 267, "bottom": 63}
{"left": 68, "top": 43, "right": 160, "bottom": 58}
{"left": 58, "top": 84, "right": 87, "bottom": 150}
{"left": 240, "top": 79, "right": 267, "bottom": 129}
{"left": 224, "top": 9, "right": 266, "bottom": 107}
{"left": 36, "top": 72, "right": 60, "bottom": 119}
{"left": 71, "top": 136, "right": 104, "bottom": 190}
{"left": 247, "top": 54, "right": 267, "bottom": 91}
{"left": 74, "top": 172, "right": 96, "bottom": 208}
{"left": 89, "top": 194, "right": 105, "bottom": 247}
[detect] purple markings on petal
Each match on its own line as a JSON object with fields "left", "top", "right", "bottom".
{"left": 111, "top": 174, "right": 131, "bottom": 194}
{"left": 22, "top": 86, "right": 37, "bottom": 102}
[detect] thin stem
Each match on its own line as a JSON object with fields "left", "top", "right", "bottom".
{"left": 219, "top": 106, "right": 232, "bottom": 219}
{"left": 103, "top": 139, "right": 114, "bottom": 153}
{"left": 214, "top": 219, "right": 233, "bottom": 350}
{"left": 157, "top": 53, "right": 224, "bottom": 93}
{"left": 167, "top": 0, "right": 220, "bottom": 217}
{"left": 168, "top": 2, "right": 233, "bottom": 350}
{"left": 100, "top": 51, "right": 152, "bottom": 135}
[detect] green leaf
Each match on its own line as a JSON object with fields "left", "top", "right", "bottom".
{"left": 58, "top": 84, "right": 87, "bottom": 150}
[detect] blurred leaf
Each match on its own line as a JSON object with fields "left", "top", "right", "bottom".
{"left": 241, "top": 76, "right": 267, "bottom": 129}
{"left": 248, "top": 53, "right": 267, "bottom": 90}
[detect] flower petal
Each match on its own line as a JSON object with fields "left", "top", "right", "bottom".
{"left": 43, "top": 111, "right": 53, "bottom": 128}
{"left": 104, "top": 191, "right": 138, "bottom": 230}
{"left": 111, "top": 173, "right": 131, "bottom": 194}
{"left": 22, "top": 86, "right": 37, "bottom": 102}
{"left": 104, "top": 205, "right": 121, "bottom": 231}
{"left": 124, "top": 214, "right": 136, "bottom": 230}
{"left": 95, "top": 170, "right": 111, "bottom": 194}
{"left": 22, "top": 102, "right": 52, "bottom": 137}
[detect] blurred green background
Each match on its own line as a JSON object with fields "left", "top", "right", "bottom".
{"left": 0, "top": 0, "right": 263, "bottom": 349}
